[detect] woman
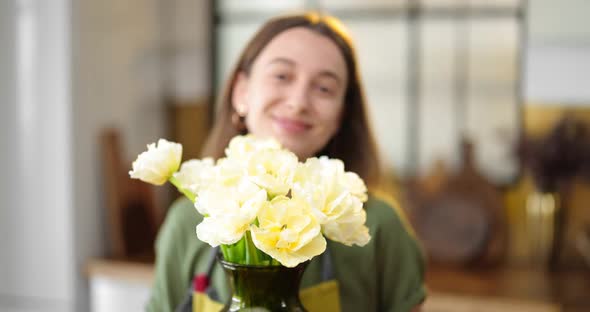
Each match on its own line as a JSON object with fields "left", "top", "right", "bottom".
{"left": 147, "top": 12, "right": 426, "bottom": 312}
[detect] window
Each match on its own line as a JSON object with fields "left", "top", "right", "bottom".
{"left": 213, "top": 0, "right": 525, "bottom": 184}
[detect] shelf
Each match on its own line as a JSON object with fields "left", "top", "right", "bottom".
{"left": 86, "top": 258, "right": 154, "bottom": 285}
{"left": 426, "top": 265, "right": 590, "bottom": 312}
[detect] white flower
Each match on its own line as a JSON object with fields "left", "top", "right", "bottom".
{"left": 225, "top": 134, "right": 282, "bottom": 163}
{"left": 246, "top": 148, "right": 298, "bottom": 198}
{"left": 213, "top": 157, "right": 246, "bottom": 187}
{"left": 342, "top": 171, "right": 368, "bottom": 202}
{"left": 172, "top": 158, "right": 215, "bottom": 195}
{"left": 196, "top": 186, "right": 267, "bottom": 246}
{"left": 292, "top": 157, "right": 371, "bottom": 246}
{"left": 251, "top": 196, "right": 326, "bottom": 267}
{"left": 194, "top": 172, "right": 261, "bottom": 216}
{"left": 321, "top": 195, "right": 371, "bottom": 246}
{"left": 292, "top": 157, "right": 346, "bottom": 222}
{"left": 193, "top": 155, "right": 265, "bottom": 247}
{"left": 130, "top": 134, "right": 372, "bottom": 265}
{"left": 129, "top": 139, "right": 182, "bottom": 185}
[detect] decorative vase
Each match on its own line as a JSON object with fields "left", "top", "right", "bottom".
{"left": 219, "top": 258, "right": 308, "bottom": 312}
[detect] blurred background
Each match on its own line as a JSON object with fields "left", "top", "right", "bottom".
{"left": 1, "top": 0, "right": 589, "bottom": 311}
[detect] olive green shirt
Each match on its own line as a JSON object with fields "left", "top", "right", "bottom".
{"left": 147, "top": 196, "right": 426, "bottom": 312}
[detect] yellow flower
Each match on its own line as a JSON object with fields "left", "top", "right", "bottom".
{"left": 129, "top": 139, "right": 182, "bottom": 185}
{"left": 246, "top": 149, "right": 298, "bottom": 198}
{"left": 172, "top": 158, "right": 215, "bottom": 195}
{"left": 250, "top": 196, "right": 326, "bottom": 267}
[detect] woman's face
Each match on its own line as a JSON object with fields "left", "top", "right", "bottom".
{"left": 233, "top": 27, "right": 348, "bottom": 160}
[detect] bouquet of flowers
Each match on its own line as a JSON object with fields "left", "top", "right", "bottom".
{"left": 129, "top": 135, "right": 370, "bottom": 267}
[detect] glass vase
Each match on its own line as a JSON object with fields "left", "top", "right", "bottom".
{"left": 219, "top": 258, "right": 308, "bottom": 312}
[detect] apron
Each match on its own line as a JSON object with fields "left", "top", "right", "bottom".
{"left": 175, "top": 247, "right": 341, "bottom": 312}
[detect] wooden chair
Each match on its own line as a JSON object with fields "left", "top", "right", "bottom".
{"left": 100, "top": 128, "right": 161, "bottom": 262}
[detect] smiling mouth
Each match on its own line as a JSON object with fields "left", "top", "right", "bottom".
{"left": 272, "top": 116, "right": 311, "bottom": 134}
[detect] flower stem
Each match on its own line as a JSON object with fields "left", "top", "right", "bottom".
{"left": 236, "top": 236, "right": 246, "bottom": 263}
{"left": 220, "top": 245, "right": 230, "bottom": 260}
{"left": 245, "top": 231, "right": 260, "bottom": 265}
{"left": 168, "top": 176, "right": 196, "bottom": 202}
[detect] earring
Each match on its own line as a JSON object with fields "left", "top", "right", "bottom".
{"left": 231, "top": 110, "right": 247, "bottom": 132}
{"left": 235, "top": 105, "right": 246, "bottom": 116}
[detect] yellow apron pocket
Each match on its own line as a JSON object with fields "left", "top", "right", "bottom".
{"left": 192, "top": 292, "right": 224, "bottom": 312}
{"left": 300, "top": 280, "right": 341, "bottom": 312}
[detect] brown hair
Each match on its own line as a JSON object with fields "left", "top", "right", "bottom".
{"left": 202, "top": 12, "right": 382, "bottom": 190}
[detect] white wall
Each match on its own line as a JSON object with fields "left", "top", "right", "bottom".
{"left": 0, "top": 0, "right": 75, "bottom": 311}
{"left": 1, "top": 0, "right": 195, "bottom": 310}
{"left": 71, "top": 0, "right": 169, "bottom": 310}
{"left": 528, "top": 0, "right": 590, "bottom": 44}
{"left": 525, "top": 0, "right": 590, "bottom": 104}
{"left": 0, "top": 0, "right": 20, "bottom": 306}
{"left": 165, "top": 0, "right": 212, "bottom": 102}
{"left": 71, "top": 0, "right": 211, "bottom": 310}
